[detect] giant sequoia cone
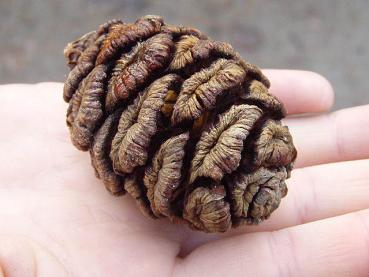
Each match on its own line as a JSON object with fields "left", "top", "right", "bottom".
{"left": 63, "top": 15, "right": 297, "bottom": 233}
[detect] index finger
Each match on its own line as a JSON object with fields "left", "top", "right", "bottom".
{"left": 263, "top": 69, "right": 334, "bottom": 115}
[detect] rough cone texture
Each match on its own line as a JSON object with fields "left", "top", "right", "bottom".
{"left": 63, "top": 15, "right": 297, "bottom": 233}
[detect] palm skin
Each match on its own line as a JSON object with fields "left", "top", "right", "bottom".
{"left": 1, "top": 70, "right": 369, "bottom": 277}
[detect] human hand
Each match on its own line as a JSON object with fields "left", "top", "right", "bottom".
{"left": 1, "top": 70, "right": 368, "bottom": 276}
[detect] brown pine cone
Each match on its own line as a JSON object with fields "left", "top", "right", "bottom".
{"left": 63, "top": 15, "right": 297, "bottom": 233}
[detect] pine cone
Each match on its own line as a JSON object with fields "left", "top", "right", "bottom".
{"left": 63, "top": 15, "right": 297, "bottom": 233}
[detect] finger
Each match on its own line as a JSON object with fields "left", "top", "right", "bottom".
{"left": 285, "top": 104, "right": 369, "bottom": 168}
{"left": 180, "top": 159, "right": 369, "bottom": 253}
{"left": 263, "top": 69, "right": 334, "bottom": 114}
{"left": 237, "top": 159, "right": 369, "bottom": 234}
{"left": 175, "top": 209, "right": 369, "bottom": 276}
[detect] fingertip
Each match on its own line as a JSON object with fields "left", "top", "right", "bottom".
{"left": 302, "top": 70, "right": 335, "bottom": 112}
{"left": 262, "top": 69, "right": 335, "bottom": 114}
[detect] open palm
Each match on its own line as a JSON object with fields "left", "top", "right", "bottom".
{"left": 1, "top": 70, "right": 368, "bottom": 277}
